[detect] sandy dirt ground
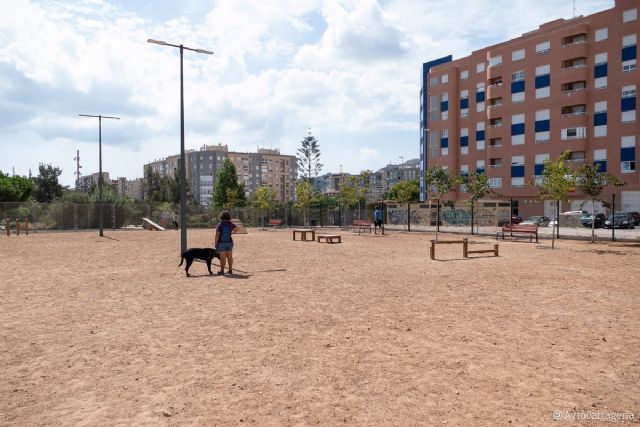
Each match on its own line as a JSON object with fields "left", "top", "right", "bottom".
{"left": 1, "top": 228, "right": 639, "bottom": 426}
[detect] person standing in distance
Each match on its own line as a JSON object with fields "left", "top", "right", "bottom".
{"left": 374, "top": 206, "right": 384, "bottom": 235}
{"left": 214, "top": 211, "right": 238, "bottom": 274}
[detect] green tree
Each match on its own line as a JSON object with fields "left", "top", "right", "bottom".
{"left": 387, "top": 179, "right": 420, "bottom": 202}
{"left": 533, "top": 151, "right": 576, "bottom": 249}
{"left": 144, "top": 165, "right": 163, "bottom": 202}
{"left": 424, "top": 165, "right": 461, "bottom": 241}
{"left": 339, "top": 176, "right": 360, "bottom": 210}
{"left": 388, "top": 179, "right": 420, "bottom": 232}
{"left": 33, "top": 163, "right": 66, "bottom": 202}
{"left": 297, "top": 131, "right": 322, "bottom": 184}
{"left": 575, "top": 163, "right": 624, "bottom": 243}
{"left": 212, "top": 159, "right": 246, "bottom": 208}
{"left": 253, "top": 186, "right": 277, "bottom": 228}
{"left": 464, "top": 171, "right": 490, "bottom": 235}
{"left": 295, "top": 180, "right": 313, "bottom": 226}
{"left": 0, "top": 171, "right": 34, "bottom": 202}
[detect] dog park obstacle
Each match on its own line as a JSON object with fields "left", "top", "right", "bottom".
{"left": 317, "top": 234, "right": 341, "bottom": 244}
{"left": 142, "top": 218, "right": 165, "bottom": 231}
{"left": 5, "top": 218, "right": 29, "bottom": 236}
{"left": 430, "top": 237, "right": 499, "bottom": 260}
{"left": 292, "top": 228, "right": 315, "bottom": 241}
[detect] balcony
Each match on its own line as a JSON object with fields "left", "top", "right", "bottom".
{"left": 487, "top": 79, "right": 504, "bottom": 99}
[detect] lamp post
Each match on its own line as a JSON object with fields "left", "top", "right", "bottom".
{"left": 147, "top": 39, "right": 213, "bottom": 254}
{"left": 79, "top": 114, "right": 120, "bottom": 237}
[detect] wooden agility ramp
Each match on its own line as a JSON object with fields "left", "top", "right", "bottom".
{"left": 142, "top": 218, "right": 166, "bottom": 231}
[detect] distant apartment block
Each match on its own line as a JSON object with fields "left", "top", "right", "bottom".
{"left": 145, "top": 144, "right": 297, "bottom": 204}
{"left": 115, "top": 177, "right": 145, "bottom": 200}
{"left": 76, "top": 172, "right": 111, "bottom": 194}
{"left": 420, "top": 0, "right": 639, "bottom": 217}
{"left": 315, "top": 159, "right": 420, "bottom": 202}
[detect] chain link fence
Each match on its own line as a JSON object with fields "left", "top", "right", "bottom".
{"left": 1, "top": 202, "right": 379, "bottom": 231}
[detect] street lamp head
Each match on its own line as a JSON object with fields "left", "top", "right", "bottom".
{"left": 194, "top": 48, "right": 214, "bottom": 55}
{"left": 147, "top": 39, "right": 168, "bottom": 46}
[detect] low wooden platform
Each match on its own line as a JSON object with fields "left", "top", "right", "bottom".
{"left": 292, "top": 228, "right": 315, "bottom": 241}
{"left": 317, "top": 234, "right": 341, "bottom": 244}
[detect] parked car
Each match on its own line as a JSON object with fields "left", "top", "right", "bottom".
{"left": 548, "top": 219, "right": 557, "bottom": 228}
{"left": 520, "top": 216, "right": 550, "bottom": 227}
{"left": 581, "top": 213, "right": 606, "bottom": 228}
{"left": 511, "top": 215, "right": 523, "bottom": 224}
{"left": 628, "top": 211, "right": 640, "bottom": 226}
{"left": 603, "top": 212, "right": 636, "bottom": 229}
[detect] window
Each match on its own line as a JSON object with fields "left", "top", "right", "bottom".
{"left": 490, "top": 158, "right": 502, "bottom": 168}
{"left": 536, "top": 41, "right": 550, "bottom": 54}
{"left": 488, "top": 178, "right": 502, "bottom": 188}
{"left": 623, "top": 59, "right": 637, "bottom": 73}
{"left": 623, "top": 34, "right": 637, "bottom": 47}
{"left": 623, "top": 8, "right": 637, "bottom": 23}
{"left": 562, "top": 33, "right": 587, "bottom": 46}
{"left": 595, "top": 77, "right": 608, "bottom": 89}
{"left": 561, "top": 127, "right": 587, "bottom": 140}
{"left": 512, "top": 70, "right": 525, "bottom": 82}
{"left": 594, "top": 52, "right": 608, "bottom": 64}
{"left": 460, "top": 70, "right": 469, "bottom": 80}
{"left": 595, "top": 28, "right": 608, "bottom": 42}
{"left": 622, "top": 161, "right": 636, "bottom": 172}
{"left": 512, "top": 49, "right": 525, "bottom": 61}
{"left": 441, "top": 74, "right": 449, "bottom": 84}
{"left": 536, "top": 87, "right": 550, "bottom": 98}
{"left": 594, "top": 100, "right": 607, "bottom": 113}
{"left": 430, "top": 77, "right": 439, "bottom": 87}
{"left": 441, "top": 92, "right": 448, "bottom": 102}
{"left": 622, "top": 110, "right": 636, "bottom": 122}
{"left": 622, "top": 85, "right": 637, "bottom": 98}
{"left": 489, "top": 55, "right": 502, "bottom": 67}
{"left": 567, "top": 151, "right": 586, "bottom": 163}
{"left": 511, "top": 177, "right": 525, "bottom": 187}
{"left": 512, "top": 92, "right": 525, "bottom": 103}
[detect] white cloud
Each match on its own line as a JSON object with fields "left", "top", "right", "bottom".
{"left": 0, "top": 0, "right": 614, "bottom": 186}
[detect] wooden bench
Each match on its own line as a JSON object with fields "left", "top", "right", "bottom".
{"left": 501, "top": 224, "right": 538, "bottom": 242}
{"left": 317, "top": 234, "right": 341, "bottom": 244}
{"left": 267, "top": 219, "right": 283, "bottom": 228}
{"left": 352, "top": 220, "right": 372, "bottom": 234}
{"left": 430, "top": 238, "right": 499, "bottom": 260}
{"left": 292, "top": 228, "right": 315, "bottom": 241}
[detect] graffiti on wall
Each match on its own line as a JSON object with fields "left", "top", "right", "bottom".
{"left": 386, "top": 201, "right": 510, "bottom": 227}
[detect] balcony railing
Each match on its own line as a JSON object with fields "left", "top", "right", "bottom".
{"left": 488, "top": 123, "right": 503, "bottom": 128}
{"left": 561, "top": 88, "right": 587, "bottom": 95}
{"left": 561, "top": 64, "right": 588, "bottom": 71}
{"left": 562, "top": 40, "right": 588, "bottom": 48}
{"left": 561, "top": 111, "right": 587, "bottom": 117}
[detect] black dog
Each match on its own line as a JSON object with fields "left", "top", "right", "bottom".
{"left": 178, "top": 248, "right": 219, "bottom": 277}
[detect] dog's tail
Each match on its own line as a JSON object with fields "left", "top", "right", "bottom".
{"left": 178, "top": 255, "right": 184, "bottom": 267}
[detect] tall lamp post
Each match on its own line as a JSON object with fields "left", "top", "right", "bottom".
{"left": 147, "top": 38, "right": 213, "bottom": 254}
{"left": 79, "top": 114, "right": 120, "bottom": 237}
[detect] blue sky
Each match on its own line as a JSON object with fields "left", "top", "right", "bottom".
{"left": 1, "top": 0, "right": 613, "bottom": 186}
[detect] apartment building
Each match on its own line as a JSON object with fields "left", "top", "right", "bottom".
{"left": 146, "top": 144, "right": 297, "bottom": 204}
{"left": 420, "top": 0, "right": 639, "bottom": 217}
{"left": 115, "top": 177, "right": 145, "bottom": 200}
